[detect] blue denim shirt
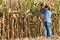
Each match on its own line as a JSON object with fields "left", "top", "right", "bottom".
{"left": 43, "top": 10, "right": 52, "bottom": 23}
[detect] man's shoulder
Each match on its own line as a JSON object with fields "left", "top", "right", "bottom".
{"left": 40, "top": 8, "right": 45, "bottom": 13}
{"left": 46, "top": 10, "right": 51, "bottom": 13}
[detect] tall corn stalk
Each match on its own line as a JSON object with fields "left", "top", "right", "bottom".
{"left": 2, "top": 11, "right": 5, "bottom": 40}
{"left": 0, "top": 18, "right": 2, "bottom": 39}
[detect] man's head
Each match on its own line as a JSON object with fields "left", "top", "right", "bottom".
{"left": 40, "top": 3, "right": 44, "bottom": 8}
{"left": 44, "top": 5, "right": 50, "bottom": 10}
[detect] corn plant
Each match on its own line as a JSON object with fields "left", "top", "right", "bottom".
{"left": 0, "top": 0, "right": 60, "bottom": 40}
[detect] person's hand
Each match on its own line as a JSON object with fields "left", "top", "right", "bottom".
{"left": 39, "top": 16, "right": 43, "bottom": 22}
{"left": 50, "top": 19, "right": 52, "bottom": 24}
{"left": 40, "top": 15, "right": 44, "bottom": 20}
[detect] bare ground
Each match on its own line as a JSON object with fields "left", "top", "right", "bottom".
{"left": 0, "top": 36, "right": 60, "bottom": 40}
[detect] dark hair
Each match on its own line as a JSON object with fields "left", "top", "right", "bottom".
{"left": 40, "top": 3, "right": 44, "bottom": 6}
{"left": 44, "top": 5, "right": 49, "bottom": 8}
{"left": 48, "top": 7, "right": 50, "bottom": 10}
{"left": 44, "top": 5, "right": 50, "bottom": 10}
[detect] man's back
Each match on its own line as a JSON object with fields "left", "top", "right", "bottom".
{"left": 43, "top": 10, "right": 51, "bottom": 23}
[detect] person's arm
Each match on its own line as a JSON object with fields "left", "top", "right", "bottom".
{"left": 40, "top": 9, "right": 44, "bottom": 20}
{"left": 40, "top": 13, "right": 44, "bottom": 21}
{"left": 47, "top": 11, "right": 52, "bottom": 23}
{"left": 48, "top": 11, "right": 51, "bottom": 18}
{"left": 49, "top": 11, "right": 52, "bottom": 24}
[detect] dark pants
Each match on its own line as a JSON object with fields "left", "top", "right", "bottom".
{"left": 43, "top": 21, "right": 51, "bottom": 37}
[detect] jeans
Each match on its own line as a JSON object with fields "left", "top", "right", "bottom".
{"left": 43, "top": 21, "right": 51, "bottom": 37}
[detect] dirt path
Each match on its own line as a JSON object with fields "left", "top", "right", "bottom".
{"left": 1, "top": 36, "right": 60, "bottom": 40}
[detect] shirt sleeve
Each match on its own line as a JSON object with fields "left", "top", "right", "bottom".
{"left": 48, "top": 11, "right": 52, "bottom": 18}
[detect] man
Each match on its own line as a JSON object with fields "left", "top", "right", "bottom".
{"left": 43, "top": 5, "right": 52, "bottom": 37}
{"left": 39, "top": 3, "right": 45, "bottom": 35}
{"left": 40, "top": 3, "right": 45, "bottom": 20}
